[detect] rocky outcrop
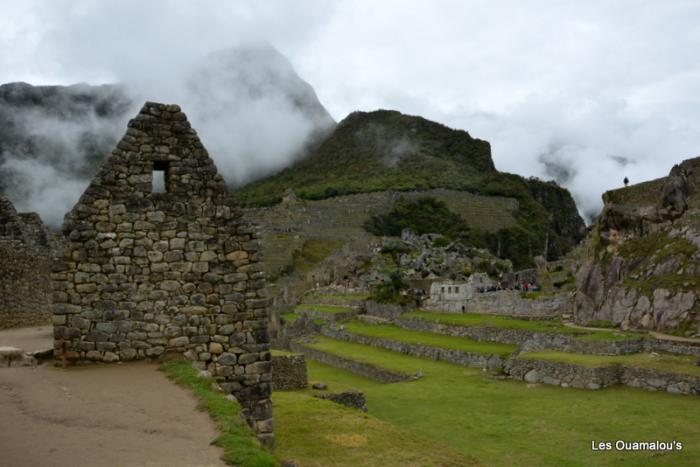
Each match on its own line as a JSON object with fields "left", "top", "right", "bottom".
{"left": 575, "top": 156, "right": 700, "bottom": 335}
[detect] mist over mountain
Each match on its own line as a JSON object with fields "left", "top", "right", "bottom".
{"left": 0, "top": 43, "right": 335, "bottom": 226}
{"left": 237, "top": 109, "right": 586, "bottom": 266}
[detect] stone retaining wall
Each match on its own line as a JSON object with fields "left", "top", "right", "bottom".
{"left": 505, "top": 357, "right": 620, "bottom": 389}
{"left": 0, "top": 240, "right": 52, "bottom": 329}
{"left": 462, "top": 290, "right": 572, "bottom": 318}
{"left": 364, "top": 301, "right": 405, "bottom": 320}
{"left": 395, "top": 318, "right": 700, "bottom": 357}
{"left": 647, "top": 340, "right": 700, "bottom": 357}
{"left": 289, "top": 341, "right": 411, "bottom": 383}
{"left": 0, "top": 197, "right": 53, "bottom": 329}
{"left": 422, "top": 290, "right": 572, "bottom": 318}
{"left": 321, "top": 327, "right": 505, "bottom": 370}
{"left": 271, "top": 353, "right": 308, "bottom": 390}
{"left": 620, "top": 366, "right": 700, "bottom": 395}
{"left": 296, "top": 307, "right": 358, "bottom": 323}
{"left": 505, "top": 357, "right": 700, "bottom": 395}
{"left": 313, "top": 391, "right": 367, "bottom": 411}
{"left": 275, "top": 316, "right": 323, "bottom": 348}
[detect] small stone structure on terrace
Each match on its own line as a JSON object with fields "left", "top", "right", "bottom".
{"left": 51, "top": 102, "right": 273, "bottom": 446}
{"left": 0, "top": 196, "right": 53, "bottom": 329}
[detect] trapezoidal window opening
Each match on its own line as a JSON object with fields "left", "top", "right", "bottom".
{"left": 152, "top": 161, "right": 169, "bottom": 193}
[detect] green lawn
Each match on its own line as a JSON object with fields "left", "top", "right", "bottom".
{"left": 280, "top": 338, "right": 700, "bottom": 466}
{"left": 296, "top": 304, "right": 356, "bottom": 314}
{"left": 343, "top": 321, "right": 518, "bottom": 357}
{"left": 273, "top": 389, "right": 471, "bottom": 466}
{"left": 521, "top": 351, "right": 700, "bottom": 377}
{"left": 403, "top": 310, "right": 643, "bottom": 341}
{"left": 281, "top": 312, "right": 299, "bottom": 323}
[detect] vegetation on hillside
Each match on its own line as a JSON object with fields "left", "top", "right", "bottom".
{"left": 364, "top": 196, "right": 467, "bottom": 238}
{"left": 370, "top": 270, "right": 411, "bottom": 305}
{"left": 235, "top": 110, "right": 585, "bottom": 267}
{"left": 234, "top": 109, "right": 494, "bottom": 207}
{"left": 364, "top": 194, "right": 559, "bottom": 269}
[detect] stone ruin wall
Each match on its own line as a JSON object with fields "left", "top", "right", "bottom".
{"left": 271, "top": 352, "right": 308, "bottom": 390}
{"left": 51, "top": 102, "right": 273, "bottom": 446}
{"left": 0, "top": 197, "right": 52, "bottom": 329}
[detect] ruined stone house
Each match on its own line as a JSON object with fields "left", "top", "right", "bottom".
{"left": 423, "top": 274, "right": 493, "bottom": 312}
{"left": 51, "top": 102, "right": 273, "bottom": 446}
{"left": 0, "top": 196, "right": 53, "bottom": 329}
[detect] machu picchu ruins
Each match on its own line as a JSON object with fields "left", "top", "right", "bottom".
{"left": 2, "top": 7, "right": 700, "bottom": 464}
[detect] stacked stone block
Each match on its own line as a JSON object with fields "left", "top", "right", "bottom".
{"left": 51, "top": 102, "right": 273, "bottom": 446}
{"left": 271, "top": 353, "right": 308, "bottom": 390}
{"left": 0, "top": 197, "right": 52, "bottom": 329}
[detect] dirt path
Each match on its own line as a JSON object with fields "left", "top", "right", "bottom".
{"left": 563, "top": 322, "right": 700, "bottom": 344}
{"left": 0, "top": 362, "right": 226, "bottom": 467}
{"left": 563, "top": 321, "right": 628, "bottom": 332}
{"left": 0, "top": 325, "right": 53, "bottom": 353}
{"left": 648, "top": 330, "right": 700, "bottom": 344}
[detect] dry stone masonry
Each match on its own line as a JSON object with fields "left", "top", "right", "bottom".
{"left": 51, "top": 102, "right": 273, "bottom": 446}
{"left": 271, "top": 352, "right": 308, "bottom": 390}
{"left": 0, "top": 197, "right": 53, "bottom": 329}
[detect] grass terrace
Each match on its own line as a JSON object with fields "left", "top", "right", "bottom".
{"left": 281, "top": 312, "right": 299, "bottom": 323}
{"left": 278, "top": 338, "right": 700, "bottom": 466}
{"left": 273, "top": 378, "right": 472, "bottom": 466}
{"left": 403, "top": 310, "right": 643, "bottom": 341}
{"left": 303, "top": 292, "right": 370, "bottom": 302}
{"left": 302, "top": 336, "right": 431, "bottom": 374}
{"left": 296, "top": 304, "right": 357, "bottom": 314}
{"left": 520, "top": 351, "right": 700, "bottom": 377}
{"left": 343, "top": 321, "right": 517, "bottom": 357}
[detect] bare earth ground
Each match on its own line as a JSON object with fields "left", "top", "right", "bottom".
{"left": 0, "top": 325, "right": 53, "bottom": 352}
{"left": 0, "top": 362, "right": 226, "bottom": 467}
{"left": 564, "top": 321, "right": 700, "bottom": 344}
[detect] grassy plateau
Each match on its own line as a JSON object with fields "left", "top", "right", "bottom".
{"left": 403, "top": 310, "right": 644, "bottom": 342}
{"left": 343, "top": 320, "right": 518, "bottom": 357}
{"left": 274, "top": 337, "right": 700, "bottom": 466}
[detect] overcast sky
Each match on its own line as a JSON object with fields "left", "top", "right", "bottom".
{"left": 1, "top": 0, "right": 699, "bottom": 220}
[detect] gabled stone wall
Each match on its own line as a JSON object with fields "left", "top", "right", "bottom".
{"left": 51, "top": 102, "right": 273, "bottom": 446}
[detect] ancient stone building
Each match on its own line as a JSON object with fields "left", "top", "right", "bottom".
{"left": 51, "top": 102, "right": 273, "bottom": 445}
{"left": 0, "top": 196, "right": 52, "bottom": 328}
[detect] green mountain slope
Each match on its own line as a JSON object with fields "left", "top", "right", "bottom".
{"left": 236, "top": 109, "right": 585, "bottom": 266}
{"left": 235, "top": 109, "right": 494, "bottom": 205}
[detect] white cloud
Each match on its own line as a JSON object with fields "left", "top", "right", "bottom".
{"left": 1, "top": 0, "right": 699, "bottom": 223}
